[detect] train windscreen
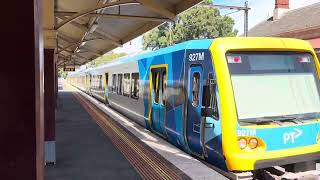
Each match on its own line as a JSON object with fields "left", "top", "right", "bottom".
{"left": 226, "top": 52, "right": 320, "bottom": 124}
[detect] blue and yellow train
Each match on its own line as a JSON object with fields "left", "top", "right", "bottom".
{"left": 68, "top": 37, "right": 320, "bottom": 173}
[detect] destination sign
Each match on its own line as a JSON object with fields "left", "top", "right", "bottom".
{"left": 64, "top": 67, "right": 75, "bottom": 72}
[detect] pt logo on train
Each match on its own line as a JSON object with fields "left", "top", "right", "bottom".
{"left": 283, "top": 128, "right": 303, "bottom": 144}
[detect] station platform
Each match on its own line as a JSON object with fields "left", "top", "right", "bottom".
{"left": 45, "top": 83, "right": 227, "bottom": 180}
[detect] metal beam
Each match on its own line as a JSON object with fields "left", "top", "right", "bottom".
{"left": 57, "top": 59, "right": 82, "bottom": 67}
{"left": 59, "top": 53, "right": 88, "bottom": 62}
{"left": 55, "top": 11, "right": 170, "bottom": 22}
{"left": 74, "top": 53, "right": 89, "bottom": 61}
{"left": 57, "top": 16, "right": 122, "bottom": 46}
{"left": 135, "top": 0, "right": 176, "bottom": 20}
{"left": 57, "top": 58, "right": 81, "bottom": 65}
{"left": 57, "top": 32, "right": 77, "bottom": 43}
{"left": 59, "top": 48, "right": 73, "bottom": 54}
{"left": 56, "top": 38, "right": 102, "bottom": 54}
{"left": 72, "top": 0, "right": 105, "bottom": 61}
{"left": 55, "top": 0, "right": 138, "bottom": 29}
{"left": 79, "top": 47, "right": 103, "bottom": 56}
{"left": 57, "top": 28, "right": 106, "bottom": 60}
{"left": 94, "top": 30, "right": 122, "bottom": 46}
{"left": 59, "top": 44, "right": 102, "bottom": 57}
{"left": 58, "top": 50, "right": 84, "bottom": 63}
{"left": 204, "top": 2, "right": 251, "bottom": 36}
{"left": 204, "top": 4, "right": 251, "bottom": 11}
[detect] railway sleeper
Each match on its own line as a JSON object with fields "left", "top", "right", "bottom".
{"left": 232, "top": 171, "right": 254, "bottom": 180}
{"left": 253, "top": 163, "right": 320, "bottom": 180}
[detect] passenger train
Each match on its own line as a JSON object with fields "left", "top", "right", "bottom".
{"left": 67, "top": 37, "right": 320, "bottom": 173}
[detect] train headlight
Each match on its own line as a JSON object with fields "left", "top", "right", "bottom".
{"left": 237, "top": 136, "right": 266, "bottom": 151}
{"left": 238, "top": 138, "right": 247, "bottom": 149}
{"left": 248, "top": 138, "right": 258, "bottom": 149}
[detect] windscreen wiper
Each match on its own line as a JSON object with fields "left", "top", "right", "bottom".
{"left": 269, "top": 116, "right": 301, "bottom": 124}
{"left": 241, "top": 116, "right": 300, "bottom": 125}
{"left": 240, "top": 118, "right": 281, "bottom": 125}
{"left": 298, "top": 115, "right": 320, "bottom": 121}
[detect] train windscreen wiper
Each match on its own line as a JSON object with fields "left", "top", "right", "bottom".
{"left": 240, "top": 118, "right": 279, "bottom": 125}
{"left": 298, "top": 115, "right": 320, "bottom": 121}
{"left": 269, "top": 115, "right": 301, "bottom": 124}
{"left": 241, "top": 116, "right": 299, "bottom": 125}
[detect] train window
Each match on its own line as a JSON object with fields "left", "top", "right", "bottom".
{"left": 123, "top": 73, "right": 130, "bottom": 97}
{"left": 98, "top": 75, "right": 103, "bottom": 89}
{"left": 202, "top": 73, "right": 219, "bottom": 119}
{"left": 105, "top": 73, "right": 109, "bottom": 89}
{"left": 91, "top": 75, "right": 94, "bottom": 88}
{"left": 152, "top": 71, "right": 160, "bottom": 103}
{"left": 93, "top": 75, "right": 96, "bottom": 88}
{"left": 162, "top": 71, "right": 167, "bottom": 105}
{"left": 117, "top": 74, "right": 123, "bottom": 95}
{"left": 192, "top": 72, "right": 200, "bottom": 106}
{"left": 174, "top": 84, "right": 185, "bottom": 106}
{"left": 95, "top": 76, "right": 99, "bottom": 88}
{"left": 131, "top": 73, "right": 139, "bottom": 99}
{"left": 112, "top": 74, "right": 117, "bottom": 92}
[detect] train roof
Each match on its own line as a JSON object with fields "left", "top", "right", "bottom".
{"left": 69, "top": 37, "right": 316, "bottom": 76}
{"left": 69, "top": 39, "right": 213, "bottom": 76}
{"left": 91, "top": 39, "right": 213, "bottom": 71}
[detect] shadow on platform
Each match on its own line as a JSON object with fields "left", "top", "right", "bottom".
{"left": 45, "top": 91, "right": 141, "bottom": 180}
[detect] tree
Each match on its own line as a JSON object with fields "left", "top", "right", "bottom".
{"left": 58, "top": 68, "right": 68, "bottom": 79}
{"left": 143, "top": 0, "right": 238, "bottom": 50}
{"left": 86, "top": 52, "right": 127, "bottom": 68}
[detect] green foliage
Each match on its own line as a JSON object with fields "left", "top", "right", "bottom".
{"left": 58, "top": 68, "right": 68, "bottom": 79}
{"left": 86, "top": 52, "right": 127, "bottom": 68}
{"left": 143, "top": 1, "right": 237, "bottom": 50}
{"left": 203, "top": 0, "right": 213, "bottom": 5}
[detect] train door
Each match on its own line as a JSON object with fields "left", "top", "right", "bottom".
{"left": 104, "top": 73, "right": 109, "bottom": 103}
{"left": 88, "top": 74, "right": 92, "bottom": 95}
{"left": 187, "top": 65, "right": 204, "bottom": 155}
{"left": 86, "top": 75, "right": 90, "bottom": 92}
{"left": 150, "top": 67, "right": 167, "bottom": 134}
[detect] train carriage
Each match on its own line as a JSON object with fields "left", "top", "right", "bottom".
{"left": 68, "top": 37, "right": 320, "bottom": 174}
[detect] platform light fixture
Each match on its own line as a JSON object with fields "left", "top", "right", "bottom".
{"left": 81, "top": 42, "right": 87, "bottom": 46}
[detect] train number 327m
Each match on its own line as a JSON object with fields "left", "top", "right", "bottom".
{"left": 189, "top": 52, "right": 205, "bottom": 62}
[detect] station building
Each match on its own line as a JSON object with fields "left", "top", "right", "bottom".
{"left": 248, "top": 0, "right": 320, "bottom": 59}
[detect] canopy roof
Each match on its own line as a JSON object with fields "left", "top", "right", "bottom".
{"left": 55, "top": 0, "right": 202, "bottom": 68}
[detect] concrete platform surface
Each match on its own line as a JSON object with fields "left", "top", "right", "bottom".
{"left": 45, "top": 91, "right": 141, "bottom": 180}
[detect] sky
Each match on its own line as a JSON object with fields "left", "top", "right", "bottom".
{"left": 215, "top": 0, "right": 320, "bottom": 35}
{"left": 113, "top": 0, "right": 320, "bottom": 54}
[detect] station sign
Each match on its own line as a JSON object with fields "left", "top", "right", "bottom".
{"left": 64, "top": 67, "right": 75, "bottom": 72}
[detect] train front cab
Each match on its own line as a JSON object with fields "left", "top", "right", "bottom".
{"left": 208, "top": 37, "right": 320, "bottom": 172}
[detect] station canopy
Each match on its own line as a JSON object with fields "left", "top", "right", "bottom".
{"left": 56, "top": 0, "right": 202, "bottom": 68}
